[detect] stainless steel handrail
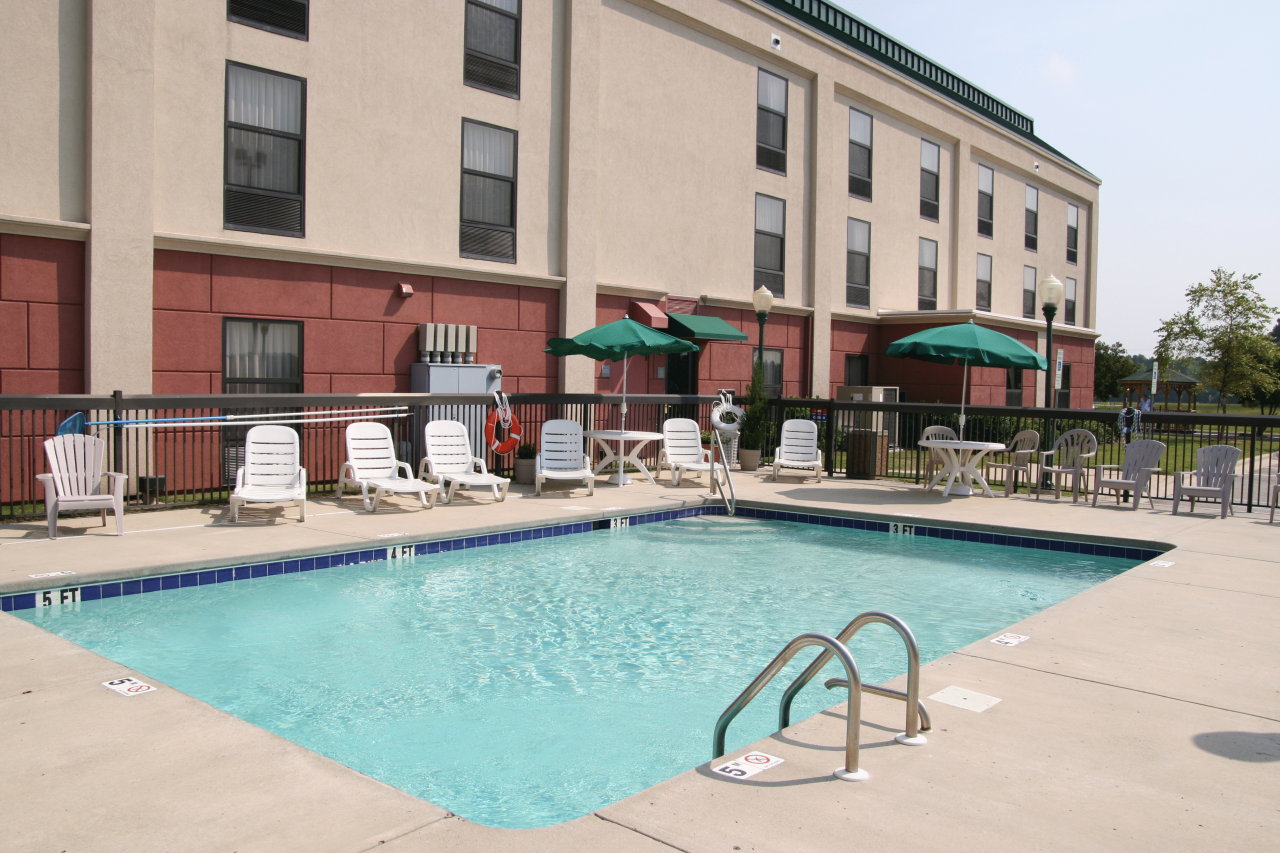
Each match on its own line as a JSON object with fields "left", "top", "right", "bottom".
{"left": 711, "top": 429, "right": 737, "bottom": 516}
{"left": 778, "top": 611, "right": 928, "bottom": 744}
{"left": 713, "top": 632, "right": 867, "bottom": 780}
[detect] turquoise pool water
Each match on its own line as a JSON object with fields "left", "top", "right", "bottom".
{"left": 20, "top": 517, "right": 1137, "bottom": 828}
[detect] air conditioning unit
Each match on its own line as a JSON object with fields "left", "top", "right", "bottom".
{"left": 836, "top": 386, "right": 900, "bottom": 447}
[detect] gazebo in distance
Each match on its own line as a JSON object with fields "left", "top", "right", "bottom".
{"left": 1120, "top": 368, "right": 1199, "bottom": 411}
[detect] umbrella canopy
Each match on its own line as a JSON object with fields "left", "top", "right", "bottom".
{"left": 545, "top": 317, "right": 699, "bottom": 430}
{"left": 885, "top": 321, "right": 1046, "bottom": 437}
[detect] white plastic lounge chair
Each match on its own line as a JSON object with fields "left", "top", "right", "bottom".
{"left": 230, "top": 425, "right": 306, "bottom": 522}
{"left": 985, "top": 429, "right": 1039, "bottom": 497}
{"left": 37, "top": 433, "right": 125, "bottom": 539}
{"left": 771, "top": 419, "right": 823, "bottom": 482}
{"left": 1036, "top": 428, "right": 1098, "bottom": 502}
{"left": 1092, "top": 439, "right": 1165, "bottom": 510}
{"left": 1271, "top": 482, "right": 1280, "bottom": 524}
{"left": 418, "top": 420, "right": 510, "bottom": 504}
{"left": 337, "top": 421, "right": 439, "bottom": 512}
{"left": 919, "top": 425, "right": 958, "bottom": 491}
{"left": 658, "top": 418, "right": 722, "bottom": 489}
{"left": 1172, "top": 444, "right": 1240, "bottom": 518}
{"left": 535, "top": 419, "right": 594, "bottom": 496}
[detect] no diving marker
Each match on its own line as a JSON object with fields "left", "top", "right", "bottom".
{"left": 102, "top": 676, "right": 156, "bottom": 697}
{"left": 712, "top": 751, "right": 784, "bottom": 779}
{"left": 991, "top": 632, "right": 1030, "bottom": 646}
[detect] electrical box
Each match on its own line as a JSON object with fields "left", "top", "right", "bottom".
{"left": 410, "top": 363, "right": 503, "bottom": 394}
{"left": 836, "top": 385, "right": 899, "bottom": 447}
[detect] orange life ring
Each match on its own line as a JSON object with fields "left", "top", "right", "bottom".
{"left": 485, "top": 409, "right": 522, "bottom": 455}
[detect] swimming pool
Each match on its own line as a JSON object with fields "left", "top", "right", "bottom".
{"left": 13, "top": 511, "right": 1150, "bottom": 828}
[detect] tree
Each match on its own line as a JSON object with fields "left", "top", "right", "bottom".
{"left": 1241, "top": 320, "right": 1280, "bottom": 415}
{"left": 1154, "top": 269, "right": 1280, "bottom": 412}
{"left": 1093, "top": 340, "right": 1137, "bottom": 401}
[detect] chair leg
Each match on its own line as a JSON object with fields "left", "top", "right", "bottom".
{"left": 47, "top": 509, "right": 58, "bottom": 540}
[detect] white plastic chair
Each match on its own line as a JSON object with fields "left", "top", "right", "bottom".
{"left": 658, "top": 418, "right": 722, "bottom": 489}
{"left": 985, "top": 429, "right": 1039, "bottom": 497}
{"left": 1036, "top": 429, "right": 1098, "bottom": 502}
{"left": 1271, "top": 482, "right": 1280, "bottom": 524}
{"left": 535, "top": 419, "right": 594, "bottom": 496}
{"left": 230, "top": 425, "right": 307, "bottom": 522}
{"left": 1092, "top": 439, "right": 1165, "bottom": 510}
{"left": 37, "top": 434, "right": 125, "bottom": 539}
{"left": 337, "top": 421, "right": 439, "bottom": 512}
{"left": 1172, "top": 444, "right": 1240, "bottom": 518}
{"left": 418, "top": 420, "right": 510, "bottom": 503}
{"left": 771, "top": 419, "right": 823, "bottom": 481}
{"left": 920, "top": 425, "right": 958, "bottom": 491}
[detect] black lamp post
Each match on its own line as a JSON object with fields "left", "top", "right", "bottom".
{"left": 1039, "top": 275, "right": 1064, "bottom": 409}
{"left": 752, "top": 285, "right": 774, "bottom": 371}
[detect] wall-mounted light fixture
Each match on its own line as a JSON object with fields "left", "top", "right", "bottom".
{"left": 397, "top": 282, "right": 414, "bottom": 298}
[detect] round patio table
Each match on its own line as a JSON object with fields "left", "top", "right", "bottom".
{"left": 918, "top": 439, "right": 1005, "bottom": 497}
{"left": 583, "top": 429, "right": 663, "bottom": 485}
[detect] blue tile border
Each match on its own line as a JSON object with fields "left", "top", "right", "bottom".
{"left": 0, "top": 505, "right": 1161, "bottom": 613}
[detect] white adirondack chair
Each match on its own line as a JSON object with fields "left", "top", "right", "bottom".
{"left": 535, "top": 419, "right": 594, "bottom": 496}
{"left": 1172, "top": 444, "right": 1240, "bottom": 518}
{"left": 37, "top": 434, "right": 126, "bottom": 539}
{"left": 1036, "top": 429, "right": 1098, "bottom": 502}
{"left": 920, "top": 425, "right": 958, "bottom": 491}
{"left": 771, "top": 419, "right": 823, "bottom": 481}
{"left": 985, "top": 429, "right": 1039, "bottom": 497}
{"left": 418, "top": 420, "right": 510, "bottom": 503}
{"left": 1092, "top": 439, "right": 1166, "bottom": 510}
{"left": 337, "top": 421, "right": 439, "bottom": 512}
{"left": 658, "top": 418, "right": 721, "bottom": 489}
{"left": 230, "top": 425, "right": 307, "bottom": 522}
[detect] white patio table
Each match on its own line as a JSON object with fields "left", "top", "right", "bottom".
{"left": 918, "top": 439, "right": 1006, "bottom": 497}
{"left": 583, "top": 429, "right": 663, "bottom": 485}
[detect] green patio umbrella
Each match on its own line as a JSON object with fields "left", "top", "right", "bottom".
{"left": 885, "top": 321, "right": 1047, "bottom": 438}
{"left": 545, "top": 316, "right": 699, "bottom": 431}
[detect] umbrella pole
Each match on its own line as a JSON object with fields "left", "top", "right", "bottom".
{"left": 620, "top": 354, "right": 628, "bottom": 433}
{"left": 959, "top": 361, "right": 969, "bottom": 440}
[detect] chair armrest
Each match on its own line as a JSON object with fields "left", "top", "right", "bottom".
{"left": 36, "top": 473, "right": 55, "bottom": 501}
{"left": 235, "top": 467, "right": 247, "bottom": 490}
{"left": 296, "top": 467, "right": 307, "bottom": 489}
{"left": 106, "top": 471, "right": 127, "bottom": 498}
{"left": 1173, "top": 471, "right": 1190, "bottom": 487}
{"left": 394, "top": 460, "right": 415, "bottom": 479}
{"left": 1039, "top": 450, "right": 1055, "bottom": 465}
{"left": 472, "top": 456, "right": 489, "bottom": 474}
{"left": 1096, "top": 464, "right": 1121, "bottom": 474}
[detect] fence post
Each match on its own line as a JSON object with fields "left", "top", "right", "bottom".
{"left": 823, "top": 398, "right": 836, "bottom": 476}
{"left": 112, "top": 390, "right": 125, "bottom": 479}
{"left": 1247, "top": 426, "right": 1256, "bottom": 514}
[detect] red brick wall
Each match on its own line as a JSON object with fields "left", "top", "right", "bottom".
{"left": 0, "top": 234, "right": 85, "bottom": 393}
{"left": 152, "top": 250, "right": 561, "bottom": 394}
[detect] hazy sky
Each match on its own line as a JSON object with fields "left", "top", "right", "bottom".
{"left": 829, "top": 0, "right": 1280, "bottom": 356}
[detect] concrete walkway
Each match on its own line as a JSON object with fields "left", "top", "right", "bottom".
{"left": 2, "top": 473, "right": 1277, "bottom": 852}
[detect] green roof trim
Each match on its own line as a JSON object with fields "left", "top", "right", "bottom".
{"left": 666, "top": 313, "right": 749, "bottom": 341}
{"left": 757, "top": 0, "right": 1090, "bottom": 173}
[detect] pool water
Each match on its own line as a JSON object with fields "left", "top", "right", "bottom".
{"left": 20, "top": 517, "right": 1137, "bottom": 828}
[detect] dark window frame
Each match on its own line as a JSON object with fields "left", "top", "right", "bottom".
{"left": 920, "top": 140, "right": 940, "bottom": 220}
{"left": 754, "top": 193, "right": 785, "bottom": 298}
{"left": 977, "top": 164, "right": 994, "bottom": 237}
{"left": 976, "top": 252, "right": 992, "bottom": 312}
{"left": 761, "top": 347, "right": 784, "bottom": 399}
{"left": 844, "top": 354, "right": 868, "bottom": 387}
{"left": 227, "top": 0, "right": 309, "bottom": 40}
{"left": 1005, "top": 366, "right": 1024, "bottom": 406}
{"left": 1022, "top": 265, "right": 1037, "bottom": 318}
{"left": 917, "top": 238, "right": 938, "bottom": 311}
{"left": 1066, "top": 203, "right": 1079, "bottom": 264}
{"left": 459, "top": 118, "right": 518, "bottom": 263}
{"left": 222, "top": 317, "right": 304, "bottom": 394}
{"left": 848, "top": 108, "right": 872, "bottom": 200}
{"left": 464, "top": 0, "right": 521, "bottom": 99}
{"left": 756, "top": 69, "right": 788, "bottom": 175}
{"left": 224, "top": 61, "right": 306, "bottom": 238}
{"left": 1064, "top": 277, "right": 1078, "bottom": 325}
{"left": 1024, "top": 185, "right": 1038, "bottom": 251}
{"left": 846, "top": 218, "right": 871, "bottom": 309}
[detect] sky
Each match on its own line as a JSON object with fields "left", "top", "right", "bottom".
{"left": 829, "top": 0, "right": 1280, "bottom": 356}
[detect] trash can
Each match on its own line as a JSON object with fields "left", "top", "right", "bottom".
{"left": 138, "top": 475, "right": 167, "bottom": 505}
{"left": 846, "top": 429, "right": 887, "bottom": 479}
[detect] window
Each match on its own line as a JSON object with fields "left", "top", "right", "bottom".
{"left": 844, "top": 354, "right": 868, "bottom": 386}
{"left": 223, "top": 318, "right": 302, "bottom": 393}
{"left": 918, "top": 238, "right": 938, "bottom": 310}
{"left": 762, "top": 348, "right": 783, "bottom": 399}
{"left": 846, "top": 218, "right": 870, "bottom": 308}
{"left": 1057, "top": 363, "right": 1072, "bottom": 408}
{"left": 756, "top": 69, "right": 787, "bottom": 174}
{"left": 848, "top": 108, "right": 872, "bottom": 199}
{"left": 224, "top": 62, "right": 305, "bottom": 236}
{"left": 1005, "top": 367, "right": 1023, "bottom": 406}
{"left": 754, "top": 194, "right": 785, "bottom": 297}
{"left": 1022, "top": 266, "right": 1037, "bottom": 318}
{"left": 228, "top": 0, "right": 308, "bottom": 39}
{"left": 1065, "top": 277, "right": 1078, "bottom": 325}
{"left": 464, "top": 0, "right": 520, "bottom": 98}
{"left": 1024, "top": 185, "right": 1038, "bottom": 251}
{"left": 1066, "top": 203, "right": 1079, "bottom": 264}
{"left": 977, "top": 164, "right": 994, "bottom": 237}
{"left": 976, "top": 253, "right": 992, "bottom": 312}
{"left": 460, "top": 120, "right": 517, "bottom": 262}
{"left": 920, "top": 140, "right": 940, "bottom": 220}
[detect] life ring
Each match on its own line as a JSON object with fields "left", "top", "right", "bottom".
{"left": 485, "top": 408, "right": 522, "bottom": 455}
{"left": 711, "top": 402, "right": 746, "bottom": 433}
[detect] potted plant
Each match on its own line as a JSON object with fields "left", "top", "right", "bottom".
{"left": 737, "top": 362, "right": 770, "bottom": 471}
{"left": 513, "top": 442, "right": 537, "bottom": 485}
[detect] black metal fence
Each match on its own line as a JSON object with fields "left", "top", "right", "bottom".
{"left": 2, "top": 392, "right": 1277, "bottom": 520}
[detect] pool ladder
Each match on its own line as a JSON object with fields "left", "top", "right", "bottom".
{"left": 709, "top": 429, "right": 737, "bottom": 516}
{"left": 712, "top": 611, "right": 930, "bottom": 781}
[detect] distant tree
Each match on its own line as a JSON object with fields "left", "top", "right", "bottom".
{"left": 1154, "top": 269, "right": 1280, "bottom": 413}
{"left": 1093, "top": 340, "right": 1136, "bottom": 400}
{"left": 1241, "top": 320, "right": 1280, "bottom": 415}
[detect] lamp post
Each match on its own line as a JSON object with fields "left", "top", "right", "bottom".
{"left": 1038, "top": 275, "right": 1064, "bottom": 409}
{"left": 752, "top": 285, "right": 774, "bottom": 370}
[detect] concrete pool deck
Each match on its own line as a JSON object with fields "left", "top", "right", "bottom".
{"left": 1, "top": 474, "right": 1277, "bottom": 852}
